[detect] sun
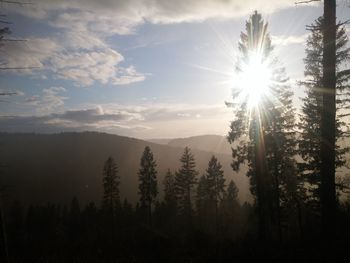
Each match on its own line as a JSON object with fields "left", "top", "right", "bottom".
{"left": 236, "top": 52, "right": 272, "bottom": 108}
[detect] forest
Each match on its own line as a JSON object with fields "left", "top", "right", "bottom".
{"left": 1, "top": 0, "right": 350, "bottom": 262}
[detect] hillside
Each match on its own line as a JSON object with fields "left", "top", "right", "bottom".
{"left": 150, "top": 134, "right": 232, "bottom": 155}
{"left": 0, "top": 132, "right": 249, "bottom": 207}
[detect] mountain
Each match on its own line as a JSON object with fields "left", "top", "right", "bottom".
{"left": 148, "top": 138, "right": 173, "bottom": 145}
{"left": 150, "top": 134, "right": 232, "bottom": 155}
{"left": 0, "top": 132, "right": 250, "bottom": 207}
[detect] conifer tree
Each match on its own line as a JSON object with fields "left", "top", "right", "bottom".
{"left": 102, "top": 157, "right": 120, "bottom": 219}
{"left": 221, "top": 180, "right": 241, "bottom": 239}
{"left": 69, "top": 197, "right": 81, "bottom": 224}
{"left": 69, "top": 197, "right": 82, "bottom": 245}
{"left": 175, "top": 147, "right": 198, "bottom": 223}
{"left": 206, "top": 155, "right": 226, "bottom": 232}
{"left": 226, "top": 180, "right": 239, "bottom": 209}
{"left": 163, "top": 169, "right": 177, "bottom": 215}
{"left": 299, "top": 17, "right": 350, "bottom": 206}
{"left": 227, "top": 11, "right": 297, "bottom": 240}
{"left": 138, "top": 146, "right": 158, "bottom": 227}
{"left": 320, "top": 0, "right": 337, "bottom": 242}
{"left": 196, "top": 175, "right": 210, "bottom": 214}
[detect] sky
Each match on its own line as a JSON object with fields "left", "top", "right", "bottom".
{"left": 0, "top": 0, "right": 349, "bottom": 139}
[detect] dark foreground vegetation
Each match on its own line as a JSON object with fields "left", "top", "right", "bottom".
{"left": 1, "top": 146, "right": 350, "bottom": 263}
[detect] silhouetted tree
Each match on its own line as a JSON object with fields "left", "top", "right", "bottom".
{"left": 121, "top": 199, "right": 134, "bottom": 227}
{"left": 175, "top": 147, "right": 198, "bottom": 225}
{"left": 226, "top": 180, "right": 239, "bottom": 209}
{"left": 138, "top": 146, "right": 158, "bottom": 227}
{"left": 196, "top": 174, "right": 210, "bottom": 231}
{"left": 163, "top": 169, "right": 177, "bottom": 215}
{"left": 102, "top": 157, "right": 120, "bottom": 224}
{"left": 206, "top": 155, "right": 225, "bottom": 233}
{"left": 299, "top": 17, "right": 350, "bottom": 209}
{"left": 221, "top": 180, "right": 241, "bottom": 239}
{"left": 227, "top": 11, "right": 297, "bottom": 241}
{"left": 320, "top": 0, "right": 337, "bottom": 243}
{"left": 68, "top": 197, "right": 82, "bottom": 247}
{"left": 7, "top": 200, "right": 24, "bottom": 261}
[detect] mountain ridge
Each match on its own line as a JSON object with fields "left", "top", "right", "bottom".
{"left": 0, "top": 132, "right": 250, "bottom": 207}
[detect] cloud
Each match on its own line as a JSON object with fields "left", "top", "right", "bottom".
{"left": 51, "top": 107, "right": 143, "bottom": 124}
{"left": 60, "top": 30, "right": 107, "bottom": 50}
{"left": 50, "top": 11, "right": 141, "bottom": 36}
{"left": 0, "top": 107, "right": 143, "bottom": 133}
{"left": 2, "top": 0, "right": 306, "bottom": 86}
{"left": 271, "top": 34, "right": 308, "bottom": 46}
{"left": 1, "top": 34, "right": 145, "bottom": 86}
{"left": 0, "top": 38, "right": 59, "bottom": 72}
{"left": 49, "top": 48, "right": 143, "bottom": 86}
{"left": 0, "top": 103, "right": 232, "bottom": 138}
{"left": 24, "top": 86, "right": 67, "bottom": 113}
{"left": 16, "top": 0, "right": 299, "bottom": 25}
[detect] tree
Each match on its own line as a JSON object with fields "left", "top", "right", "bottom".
{"left": 163, "top": 169, "right": 177, "bottom": 215}
{"left": 227, "top": 11, "right": 297, "bottom": 241}
{"left": 196, "top": 174, "right": 210, "bottom": 230}
{"left": 206, "top": 155, "right": 226, "bottom": 233}
{"left": 299, "top": 17, "right": 349, "bottom": 206}
{"left": 226, "top": 180, "right": 239, "bottom": 209}
{"left": 102, "top": 157, "right": 120, "bottom": 232}
{"left": 138, "top": 146, "right": 158, "bottom": 227}
{"left": 320, "top": 0, "right": 337, "bottom": 243}
{"left": 175, "top": 147, "right": 198, "bottom": 224}
{"left": 8, "top": 200, "right": 24, "bottom": 260}
{"left": 221, "top": 180, "right": 241, "bottom": 239}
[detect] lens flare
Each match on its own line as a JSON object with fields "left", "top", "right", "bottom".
{"left": 236, "top": 52, "right": 272, "bottom": 109}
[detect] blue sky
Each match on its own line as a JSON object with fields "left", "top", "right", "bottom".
{"left": 0, "top": 0, "right": 349, "bottom": 138}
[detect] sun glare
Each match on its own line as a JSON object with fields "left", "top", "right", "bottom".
{"left": 237, "top": 52, "right": 272, "bottom": 108}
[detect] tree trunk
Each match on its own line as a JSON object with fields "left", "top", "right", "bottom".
{"left": 274, "top": 150, "right": 282, "bottom": 243}
{"left": 253, "top": 115, "right": 272, "bottom": 241}
{"left": 0, "top": 203, "right": 10, "bottom": 263}
{"left": 149, "top": 200, "right": 153, "bottom": 228}
{"left": 320, "top": 0, "right": 336, "bottom": 244}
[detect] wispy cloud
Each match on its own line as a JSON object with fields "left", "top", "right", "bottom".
{"left": 271, "top": 34, "right": 308, "bottom": 46}
{"left": 0, "top": 103, "right": 232, "bottom": 138}
{"left": 1, "top": 35, "right": 146, "bottom": 87}
{"left": 15, "top": 0, "right": 302, "bottom": 25}
{"left": 2, "top": 0, "right": 312, "bottom": 87}
{"left": 24, "top": 86, "right": 67, "bottom": 113}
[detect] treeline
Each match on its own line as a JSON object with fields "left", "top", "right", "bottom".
{"left": 3, "top": 145, "right": 350, "bottom": 262}
{"left": 2, "top": 146, "right": 254, "bottom": 262}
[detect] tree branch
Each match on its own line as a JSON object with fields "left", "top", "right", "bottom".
{"left": 0, "top": 92, "right": 17, "bottom": 96}
{"left": 0, "top": 20, "right": 12, "bottom": 24}
{"left": 1, "top": 38, "right": 26, "bottom": 41}
{"left": 0, "top": 66, "right": 39, "bottom": 70}
{"left": 295, "top": 0, "right": 320, "bottom": 5}
{"left": 0, "top": 1, "right": 32, "bottom": 5}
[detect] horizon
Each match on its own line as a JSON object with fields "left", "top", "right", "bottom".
{"left": 0, "top": 129, "right": 229, "bottom": 141}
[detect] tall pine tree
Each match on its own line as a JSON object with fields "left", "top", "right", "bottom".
{"left": 138, "top": 146, "right": 158, "bottom": 227}
{"left": 227, "top": 11, "right": 297, "bottom": 241}
{"left": 163, "top": 169, "right": 177, "bottom": 215}
{"left": 206, "top": 155, "right": 226, "bottom": 233}
{"left": 196, "top": 174, "right": 210, "bottom": 230}
{"left": 175, "top": 147, "right": 198, "bottom": 224}
{"left": 102, "top": 157, "right": 120, "bottom": 213}
{"left": 299, "top": 17, "right": 350, "bottom": 206}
